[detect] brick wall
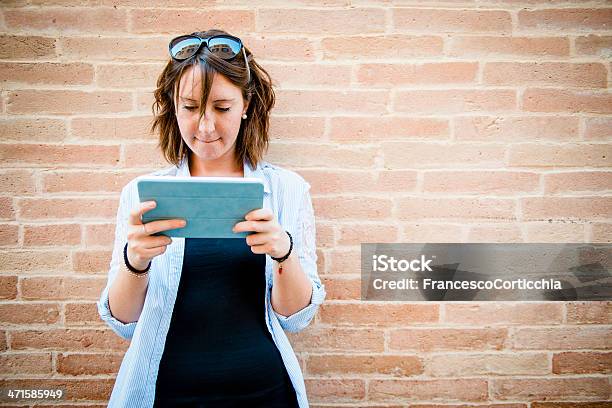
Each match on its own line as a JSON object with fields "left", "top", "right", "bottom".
{"left": 0, "top": 0, "right": 610, "bottom": 406}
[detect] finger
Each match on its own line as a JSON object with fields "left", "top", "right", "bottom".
{"left": 129, "top": 201, "right": 156, "bottom": 226}
{"left": 139, "top": 245, "right": 168, "bottom": 258}
{"left": 244, "top": 208, "right": 273, "bottom": 221}
{"left": 246, "top": 232, "right": 272, "bottom": 246}
{"left": 141, "top": 235, "right": 173, "bottom": 249}
{"left": 233, "top": 220, "right": 267, "bottom": 233}
{"left": 143, "top": 219, "right": 187, "bottom": 235}
{"left": 249, "top": 244, "right": 268, "bottom": 254}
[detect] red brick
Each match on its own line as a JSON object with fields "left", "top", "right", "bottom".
{"left": 18, "top": 198, "right": 118, "bottom": 220}
{"left": 337, "top": 224, "right": 399, "bottom": 245}
{"left": 21, "top": 276, "right": 106, "bottom": 300}
{"left": 553, "top": 351, "right": 612, "bottom": 374}
{"left": 492, "top": 377, "right": 609, "bottom": 399}
{"left": 0, "top": 353, "right": 52, "bottom": 375}
{"left": 455, "top": 116, "right": 579, "bottom": 141}
{"left": 584, "top": 117, "right": 612, "bottom": 140}
{"left": 0, "top": 62, "right": 94, "bottom": 85}
{"left": 96, "top": 63, "right": 164, "bottom": 88}
{"left": 57, "top": 352, "right": 123, "bottom": 375}
{"left": 427, "top": 353, "right": 549, "bottom": 376}
{"left": 72, "top": 249, "right": 113, "bottom": 274}
{"left": 357, "top": 62, "right": 477, "bottom": 86}
{"left": 0, "top": 169, "right": 36, "bottom": 195}
{"left": 393, "top": 9, "right": 511, "bottom": 33}
{"left": 521, "top": 197, "right": 612, "bottom": 221}
{"left": 575, "top": 35, "right": 612, "bottom": 57}
{"left": 130, "top": 9, "right": 254, "bottom": 34}
{"left": 545, "top": 171, "right": 612, "bottom": 193}
{"left": 376, "top": 171, "right": 419, "bottom": 192}
{"left": 287, "top": 327, "right": 384, "bottom": 353}
{"left": 327, "top": 248, "right": 361, "bottom": 275}
{"left": 83, "top": 223, "right": 116, "bottom": 247}
{"left": 319, "top": 304, "right": 438, "bottom": 326}
{"left": 0, "top": 197, "right": 16, "bottom": 220}
{"left": 298, "top": 170, "right": 377, "bottom": 195}
{"left": 424, "top": 171, "right": 540, "bottom": 194}
{"left": 269, "top": 116, "right": 326, "bottom": 141}
{"left": 259, "top": 8, "right": 385, "bottom": 34}
{"left": 518, "top": 8, "right": 612, "bottom": 31}
{"left": 397, "top": 197, "right": 516, "bottom": 221}
{"left": 7, "top": 90, "right": 132, "bottom": 114}
{"left": 0, "top": 276, "right": 17, "bottom": 299}
{"left": 449, "top": 36, "right": 569, "bottom": 57}
{"left": 330, "top": 117, "right": 448, "bottom": 142}
{"left": 42, "top": 170, "right": 142, "bottom": 193}
{"left": 9, "top": 329, "right": 129, "bottom": 351}
{"left": 484, "top": 62, "right": 607, "bottom": 87}
{"left": 71, "top": 116, "right": 155, "bottom": 141}
{"left": 566, "top": 301, "right": 612, "bottom": 324}
{"left": 59, "top": 36, "right": 167, "bottom": 61}
{"left": 275, "top": 90, "right": 388, "bottom": 115}
{"left": 0, "top": 224, "right": 18, "bottom": 245}
{"left": 123, "top": 143, "right": 167, "bottom": 168}
{"left": 306, "top": 354, "right": 423, "bottom": 377}
{"left": 65, "top": 302, "right": 105, "bottom": 326}
{"left": 591, "top": 223, "right": 612, "bottom": 243}
{"left": 243, "top": 35, "right": 316, "bottom": 62}
{"left": 389, "top": 328, "right": 507, "bottom": 351}
{"left": 0, "top": 303, "right": 60, "bottom": 324}
{"left": 0, "top": 117, "right": 67, "bottom": 142}
{"left": 510, "top": 327, "right": 611, "bottom": 350}
{"left": 525, "top": 222, "right": 585, "bottom": 242}
{"left": 3, "top": 8, "right": 128, "bottom": 33}
{"left": 266, "top": 63, "right": 351, "bottom": 87}
{"left": 523, "top": 89, "right": 612, "bottom": 114}
{"left": 467, "top": 223, "right": 523, "bottom": 243}
{"left": 444, "top": 303, "right": 563, "bottom": 325}
{"left": 322, "top": 35, "right": 442, "bottom": 60}
{"left": 533, "top": 403, "right": 612, "bottom": 408}
{"left": 0, "top": 34, "right": 56, "bottom": 59}
{"left": 369, "top": 378, "right": 488, "bottom": 402}
{"left": 383, "top": 142, "right": 506, "bottom": 169}
{"left": 402, "top": 223, "right": 465, "bottom": 243}
{"left": 314, "top": 222, "right": 334, "bottom": 248}
{"left": 1, "top": 250, "right": 70, "bottom": 273}
{"left": 395, "top": 89, "right": 516, "bottom": 114}
{"left": 508, "top": 143, "right": 611, "bottom": 167}
{"left": 23, "top": 224, "right": 81, "bottom": 246}
{"left": 321, "top": 277, "right": 360, "bottom": 300}
{"left": 304, "top": 379, "right": 365, "bottom": 403}
{"left": 1, "top": 144, "right": 120, "bottom": 167}
{"left": 312, "top": 197, "right": 392, "bottom": 220}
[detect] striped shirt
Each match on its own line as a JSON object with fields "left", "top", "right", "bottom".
{"left": 97, "top": 157, "right": 326, "bottom": 408}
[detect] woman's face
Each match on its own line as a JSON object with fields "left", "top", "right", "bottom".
{"left": 175, "top": 65, "right": 247, "bottom": 164}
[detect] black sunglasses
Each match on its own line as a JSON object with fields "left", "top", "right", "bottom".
{"left": 168, "top": 33, "right": 251, "bottom": 82}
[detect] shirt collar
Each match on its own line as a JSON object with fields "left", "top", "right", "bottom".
{"left": 176, "top": 155, "right": 270, "bottom": 194}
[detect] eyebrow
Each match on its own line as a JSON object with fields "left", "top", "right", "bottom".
{"left": 179, "top": 97, "right": 235, "bottom": 103}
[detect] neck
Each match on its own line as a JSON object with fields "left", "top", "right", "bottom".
{"left": 188, "top": 152, "right": 243, "bottom": 177}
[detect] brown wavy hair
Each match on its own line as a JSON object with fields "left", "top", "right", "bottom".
{"left": 151, "top": 28, "right": 275, "bottom": 169}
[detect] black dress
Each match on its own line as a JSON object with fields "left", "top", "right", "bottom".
{"left": 153, "top": 238, "right": 299, "bottom": 408}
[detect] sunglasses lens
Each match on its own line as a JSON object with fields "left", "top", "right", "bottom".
{"left": 170, "top": 36, "right": 201, "bottom": 60}
{"left": 207, "top": 37, "right": 241, "bottom": 59}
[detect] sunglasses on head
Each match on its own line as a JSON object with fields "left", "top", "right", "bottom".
{"left": 168, "top": 33, "right": 251, "bottom": 83}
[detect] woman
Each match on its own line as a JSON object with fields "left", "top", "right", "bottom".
{"left": 97, "top": 28, "right": 326, "bottom": 408}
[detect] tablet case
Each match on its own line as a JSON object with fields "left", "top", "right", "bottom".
{"left": 136, "top": 176, "right": 264, "bottom": 238}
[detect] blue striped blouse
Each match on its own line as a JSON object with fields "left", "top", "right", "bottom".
{"left": 97, "top": 157, "right": 326, "bottom": 408}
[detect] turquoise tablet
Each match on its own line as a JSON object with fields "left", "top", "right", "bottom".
{"left": 136, "top": 176, "right": 264, "bottom": 238}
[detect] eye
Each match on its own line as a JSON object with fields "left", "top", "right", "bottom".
{"left": 183, "top": 105, "right": 197, "bottom": 111}
{"left": 216, "top": 107, "right": 230, "bottom": 112}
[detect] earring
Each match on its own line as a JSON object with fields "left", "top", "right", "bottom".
{"left": 241, "top": 113, "right": 247, "bottom": 119}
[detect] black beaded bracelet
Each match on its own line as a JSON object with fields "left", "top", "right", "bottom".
{"left": 123, "top": 242, "right": 151, "bottom": 274}
{"left": 270, "top": 231, "right": 293, "bottom": 263}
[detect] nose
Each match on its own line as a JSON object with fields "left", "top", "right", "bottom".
{"left": 198, "top": 112, "right": 215, "bottom": 134}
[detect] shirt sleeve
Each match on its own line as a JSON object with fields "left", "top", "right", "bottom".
{"left": 97, "top": 183, "right": 138, "bottom": 340}
{"left": 272, "top": 183, "right": 326, "bottom": 332}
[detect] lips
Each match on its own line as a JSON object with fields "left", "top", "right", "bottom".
{"left": 195, "top": 137, "right": 220, "bottom": 143}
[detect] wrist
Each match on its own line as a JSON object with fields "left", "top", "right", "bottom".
{"left": 124, "top": 243, "right": 151, "bottom": 275}
{"left": 270, "top": 231, "right": 293, "bottom": 263}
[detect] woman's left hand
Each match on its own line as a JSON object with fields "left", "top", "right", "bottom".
{"left": 233, "top": 208, "right": 290, "bottom": 258}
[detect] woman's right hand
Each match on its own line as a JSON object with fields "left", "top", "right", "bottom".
{"left": 126, "top": 201, "right": 187, "bottom": 271}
